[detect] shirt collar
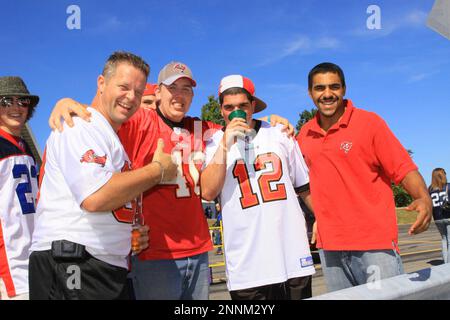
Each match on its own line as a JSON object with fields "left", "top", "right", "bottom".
{"left": 156, "top": 106, "right": 185, "bottom": 129}
{"left": 0, "top": 127, "right": 25, "bottom": 152}
{"left": 309, "top": 99, "right": 355, "bottom": 134}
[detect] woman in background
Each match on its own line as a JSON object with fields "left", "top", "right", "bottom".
{"left": 429, "top": 168, "right": 450, "bottom": 263}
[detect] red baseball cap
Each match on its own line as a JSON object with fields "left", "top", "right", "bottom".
{"left": 218, "top": 75, "right": 267, "bottom": 113}
{"left": 143, "top": 83, "right": 158, "bottom": 96}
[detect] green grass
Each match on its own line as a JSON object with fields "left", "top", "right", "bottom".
{"left": 396, "top": 208, "right": 418, "bottom": 225}
{"left": 208, "top": 210, "right": 418, "bottom": 226}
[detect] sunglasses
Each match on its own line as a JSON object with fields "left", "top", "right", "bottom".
{"left": 0, "top": 96, "right": 32, "bottom": 108}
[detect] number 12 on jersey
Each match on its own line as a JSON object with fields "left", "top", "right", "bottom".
{"left": 232, "top": 152, "right": 287, "bottom": 209}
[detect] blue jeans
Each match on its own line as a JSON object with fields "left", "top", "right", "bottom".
{"left": 130, "top": 252, "right": 210, "bottom": 300}
{"left": 435, "top": 219, "right": 450, "bottom": 263}
{"left": 318, "top": 248, "right": 404, "bottom": 293}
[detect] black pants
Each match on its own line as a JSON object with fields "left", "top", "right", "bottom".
{"left": 29, "top": 250, "right": 130, "bottom": 300}
{"left": 229, "top": 275, "right": 312, "bottom": 300}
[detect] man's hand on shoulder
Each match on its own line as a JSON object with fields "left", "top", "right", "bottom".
{"left": 260, "top": 114, "right": 295, "bottom": 137}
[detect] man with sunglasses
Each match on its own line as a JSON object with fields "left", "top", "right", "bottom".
{"left": 0, "top": 76, "right": 39, "bottom": 300}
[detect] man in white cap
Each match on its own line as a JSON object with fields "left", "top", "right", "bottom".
{"left": 201, "top": 75, "right": 315, "bottom": 300}
{"left": 0, "top": 76, "right": 39, "bottom": 300}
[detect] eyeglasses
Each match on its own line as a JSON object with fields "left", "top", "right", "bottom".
{"left": 0, "top": 96, "right": 32, "bottom": 108}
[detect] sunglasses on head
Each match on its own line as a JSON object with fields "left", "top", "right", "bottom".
{"left": 0, "top": 96, "right": 32, "bottom": 108}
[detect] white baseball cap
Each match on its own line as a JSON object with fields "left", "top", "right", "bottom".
{"left": 218, "top": 75, "right": 266, "bottom": 113}
{"left": 158, "top": 61, "right": 196, "bottom": 87}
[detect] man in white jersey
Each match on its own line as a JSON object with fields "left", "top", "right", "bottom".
{"left": 201, "top": 75, "right": 315, "bottom": 300}
{"left": 29, "top": 51, "right": 177, "bottom": 300}
{"left": 0, "top": 77, "right": 39, "bottom": 300}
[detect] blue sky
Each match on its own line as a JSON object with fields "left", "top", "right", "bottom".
{"left": 1, "top": 0, "right": 449, "bottom": 185}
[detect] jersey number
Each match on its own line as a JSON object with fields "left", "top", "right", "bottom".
{"left": 13, "top": 164, "right": 37, "bottom": 214}
{"left": 431, "top": 192, "right": 448, "bottom": 207}
{"left": 232, "top": 152, "right": 287, "bottom": 209}
{"left": 162, "top": 150, "right": 202, "bottom": 198}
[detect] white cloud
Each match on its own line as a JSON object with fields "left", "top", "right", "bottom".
{"left": 405, "top": 9, "right": 428, "bottom": 26}
{"left": 283, "top": 36, "right": 311, "bottom": 57}
{"left": 352, "top": 9, "right": 428, "bottom": 38}
{"left": 407, "top": 71, "right": 438, "bottom": 83}
{"left": 316, "top": 37, "right": 341, "bottom": 49}
{"left": 258, "top": 35, "right": 340, "bottom": 66}
{"left": 188, "top": 18, "right": 207, "bottom": 38}
{"left": 89, "top": 15, "right": 148, "bottom": 35}
{"left": 91, "top": 16, "right": 122, "bottom": 34}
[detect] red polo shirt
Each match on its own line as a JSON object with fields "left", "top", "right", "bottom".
{"left": 297, "top": 100, "right": 417, "bottom": 251}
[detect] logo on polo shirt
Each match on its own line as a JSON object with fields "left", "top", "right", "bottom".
{"left": 80, "top": 149, "right": 107, "bottom": 167}
{"left": 340, "top": 141, "right": 353, "bottom": 154}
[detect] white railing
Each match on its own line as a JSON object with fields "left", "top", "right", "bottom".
{"left": 309, "top": 263, "right": 450, "bottom": 300}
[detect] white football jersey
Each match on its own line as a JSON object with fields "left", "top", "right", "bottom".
{"left": 31, "top": 108, "right": 132, "bottom": 269}
{"left": 205, "top": 121, "right": 315, "bottom": 291}
{"left": 0, "top": 129, "right": 37, "bottom": 297}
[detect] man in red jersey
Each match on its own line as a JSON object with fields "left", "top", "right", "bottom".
{"left": 297, "top": 62, "right": 432, "bottom": 293}
{"left": 119, "top": 62, "right": 217, "bottom": 299}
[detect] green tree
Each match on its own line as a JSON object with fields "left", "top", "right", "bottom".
{"left": 392, "top": 184, "right": 413, "bottom": 207}
{"left": 393, "top": 149, "right": 414, "bottom": 207}
{"left": 295, "top": 108, "right": 317, "bottom": 133}
{"left": 201, "top": 95, "right": 225, "bottom": 126}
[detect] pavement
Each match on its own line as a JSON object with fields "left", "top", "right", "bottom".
{"left": 208, "top": 223, "right": 443, "bottom": 300}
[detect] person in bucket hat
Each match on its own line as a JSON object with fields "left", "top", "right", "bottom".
{"left": 0, "top": 77, "right": 39, "bottom": 123}
{"left": 0, "top": 76, "right": 39, "bottom": 300}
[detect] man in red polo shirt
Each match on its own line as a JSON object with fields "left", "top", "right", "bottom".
{"left": 297, "top": 62, "right": 432, "bottom": 292}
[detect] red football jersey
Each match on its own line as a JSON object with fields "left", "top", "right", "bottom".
{"left": 119, "top": 108, "right": 221, "bottom": 260}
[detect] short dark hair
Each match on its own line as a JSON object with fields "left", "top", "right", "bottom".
{"left": 308, "top": 62, "right": 346, "bottom": 90}
{"left": 219, "top": 87, "right": 253, "bottom": 105}
{"left": 27, "top": 104, "right": 36, "bottom": 121}
{"left": 102, "top": 51, "right": 150, "bottom": 80}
